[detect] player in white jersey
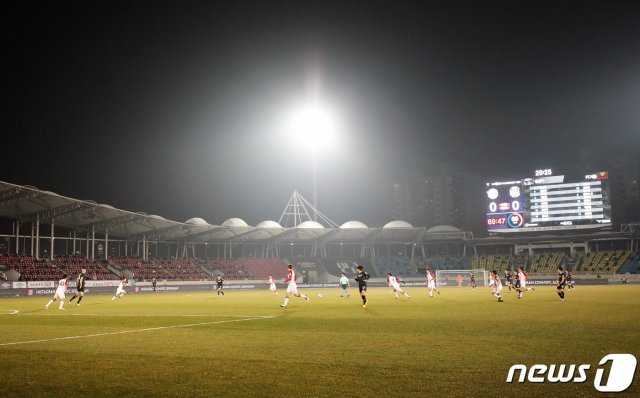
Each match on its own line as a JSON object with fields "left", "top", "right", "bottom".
{"left": 45, "top": 274, "right": 70, "bottom": 310}
{"left": 489, "top": 270, "right": 504, "bottom": 302}
{"left": 516, "top": 267, "right": 535, "bottom": 299}
{"left": 426, "top": 268, "right": 440, "bottom": 298}
{"left": 111, "top": 278, "right": 128, "bottom": 302}
{"left": 386, "top": 273, "right": 411, "bottom": 299}
{"left": 268, "top": 275, "right": 278, "bottom": 295}
{"left": 280, "top": 264, "right": 309, "bottom": 307}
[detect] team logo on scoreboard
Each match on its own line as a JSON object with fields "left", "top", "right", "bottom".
{"left": 486, "top": 188, "right": 499, "bottom": 200}
{"left": 509, "top": 186, "right": 520, "bottom": 198}
{"left": 507, "top": 213, "right": 524, "bottom": 228}
{"left": 596, "top": 171, "right": 608, "bottom": 180}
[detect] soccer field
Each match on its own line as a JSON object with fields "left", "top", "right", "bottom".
{"left": 1, "top": 285, "right": 639, "bottom": 397}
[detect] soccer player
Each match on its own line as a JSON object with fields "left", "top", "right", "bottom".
{"left": 516, "top": 267, "right": 535, "bottom": 298}
{"left": 339, "top": 272, "right": 350, "bottom": 298}
{"left": 469, "top": 272, "right": 476, "bottom": 289}
{"left": 566, "top": 270, "right": 574, "bottom": 290}
{"left": 69, "top": 268, "right": 87, "bottom": 306}
{"left": 268, "top": 275, "right": 278, "bottom": 295}
{"left": 426, "top": 268, "right": 440, "bottom": 297}
{"left": 504, "top": 270, "right": 513, "bottom": 292}
{"left": 355, "top": 265, "right": 370, "bottom": 308}
{"left": 45, "top": 274, "right": 69, "bottom": 310}
{"left": 112, "top": 278, "right": 128, "bottom": 302}
{"left": 216, "top": 274, "right": 225, "bottom": 296}
{"left": 280, "top": 264, "right": 309, "bottom": 307}
{"left": 489, "top": 270, "right": 504, "bottom": 302}
{"left": 556, "top": 266, "right": 567, "bottom": 301}
{"left": 387, "top": 272, "right": 411, "bottom": 300}
{"left": 152, "top": 276, "right": 157, "bottom": 293}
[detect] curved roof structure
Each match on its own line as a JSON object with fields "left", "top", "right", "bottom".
{"left": 340, "top": 220, "right": 368, "bottom": 229}
{"left": 222, "top": 218, "right": 249, "bottom": 227}
{"left": 256, "top": 220, "right": 283, "bottom": 228}
{"left": 427, "top": 225, "right": 461, "bottom": 233}
{"left": 185, "top": 217, "right": 208, "bottom": 226}
{"left": 297, "top": 221, "right": 325, "bottom": 229}
{"left": 383, "top": 220, "right": 413, "bottom": 228}
{"left": 6, "top": 180, "right": 628, "bottom": 251}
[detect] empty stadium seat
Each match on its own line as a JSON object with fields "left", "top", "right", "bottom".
{"left": 374, "top": 257, "right": 412, "bottom": 276}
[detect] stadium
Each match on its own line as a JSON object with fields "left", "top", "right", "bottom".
{"left": 1, "top": 180, "right": 639, "bottom": 397}
{"left": 1, "top": 181, "right": 639, "bottom": 287}
{"left": 4, "top": 2, "right": 640, "bottom": 397}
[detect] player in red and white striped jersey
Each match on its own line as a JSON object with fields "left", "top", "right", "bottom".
{"left": 426, "top": 268, "right": 440, "bottom": 298}
{"left": 280, "top": 264, "right": 309, "bottom": 307}
{"left": 387, "top": 273, "right": 411, "bottom": 300}
{"left": 111, "top": 278, "right": 128, "bottom": 302}
{"left": 268, "top": 275, "right": 278, "bottom": 295}
{"left": 516, "top": 267, "right": 535, "bottom": 299}
{"left": 489, "top": 270, "right": 504, "bottom": 302}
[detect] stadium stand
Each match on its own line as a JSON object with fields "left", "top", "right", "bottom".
{"left": 419, "top": 256, "right": 471, "bottom": 270}
{"left": 202, "top": 259, "right": 254, "bottom": 280}
{"left": 52, "top": 256, "right": 115, "bottom": 280}
{"left": 110, "top": 258, "right": 175, "bottom": 281}
{"left": 578, "top": 250, "right": 631, "bottom": 274}
{"left": 323, "top": 258, "right": 375, "bottom": 277}
{"left": 619, "top": 252, "right": 640, "bottom": 274}
{"left": 107, "top": 257, "right": 215, "bottom": 281}
{"left": 374, "top": 257, "right": 412, "bottom": 276}
{"left": 0, "top": 255, "right": 218, "bottom": 281}
{"left": 0, "top": 255, "right": 63, "bottom": 281}
{"left": 565, "top": 253, "right": 582, "bottom": 270}
{"left": 148, "top": 259, "right": 211, "bottom": 281}
{"left": 471, "top": 255, "right": 511, "bottom": 271}
{"left": 512, "top": 253, "right": 529, "bottom": 270}
{"left": 528, "top": 252, "right": 566, "bottom": 275}
{"left": 237, "top": 258, "right": 288, "bottom": 279}
{"left": 1, "top": 250, "right": 639, "bottom": 282}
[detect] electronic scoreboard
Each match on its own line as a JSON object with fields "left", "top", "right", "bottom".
{"left": 485, "top": 169, "right": 612, "bottom": 233}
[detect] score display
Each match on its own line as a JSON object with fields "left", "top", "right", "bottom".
{"left": 485, "top": 171, "right": 612, "bottom": 233}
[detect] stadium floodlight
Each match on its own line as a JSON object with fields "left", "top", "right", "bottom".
{"left": 286, "top": 102, "right": 338, "bottom": 151}
{"left": 285, "top": 101, "right": 340, "bottom": 219}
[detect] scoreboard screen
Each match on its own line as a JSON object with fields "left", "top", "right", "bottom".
{"left": 485, "top": 170, "right": 612, "bottom": 233}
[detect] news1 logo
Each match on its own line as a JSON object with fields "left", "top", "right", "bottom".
{"left": 506, "top": 354, "right": 637, "bottom": 392}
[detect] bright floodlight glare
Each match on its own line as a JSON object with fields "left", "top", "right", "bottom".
{"left": 287, "top": 103, "right": 338, "bottom": 150}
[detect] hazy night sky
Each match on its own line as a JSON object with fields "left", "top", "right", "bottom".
{"left": 3, "top": 1, "right": 640, "bottom": 226}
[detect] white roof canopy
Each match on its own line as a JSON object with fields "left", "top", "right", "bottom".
{"left": 0, "top": 181, "right": 485, "bottom": 246}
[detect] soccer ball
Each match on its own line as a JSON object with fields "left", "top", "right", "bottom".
{"left": 317, "top": 293, "right": 323, "bottom": 298}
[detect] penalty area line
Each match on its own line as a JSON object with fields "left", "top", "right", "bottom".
{"left": 0, "top": 316, "right": 273, "bottom": 347}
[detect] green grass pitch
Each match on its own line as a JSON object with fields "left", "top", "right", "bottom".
{"left": 1, "top": 285, "right": 639, "bottom": 397}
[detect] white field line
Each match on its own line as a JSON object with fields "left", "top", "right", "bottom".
{"left": 0, "top": 316, "right": 273, "bottom": 347}
{"left": 0, "top": 310, "right": 19, "bottom": 315}
{"left": 15, "top": 313, "right": 272, "bottom": 318}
